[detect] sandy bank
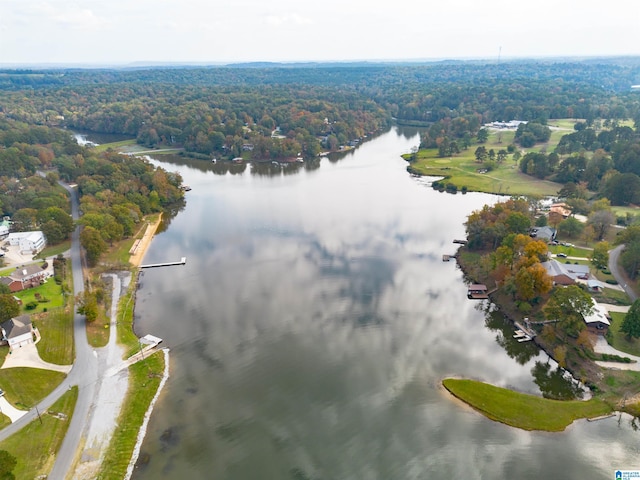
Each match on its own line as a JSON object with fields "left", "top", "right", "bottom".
{"left": 129, "top": 214, "right": 163, "bottom": 268}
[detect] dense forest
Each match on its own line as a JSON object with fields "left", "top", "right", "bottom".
{"left": 3, "top": 59, "right": 640, "bottom": 270}
{"left": 2, "top": 61, "right": 640, "bottom": 161}
{"left": 0, "top": 116, "right": 184, "bottom": 265}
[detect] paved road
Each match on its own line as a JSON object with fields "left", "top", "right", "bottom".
{"left": 0, "top": 183, "right": 98, "bottom": 480}
{"left": 609, "top": 244, "right": 638, "bottom": 302}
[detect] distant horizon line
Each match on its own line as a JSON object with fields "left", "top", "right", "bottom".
{"left": 2, "top": 54, "right": 640, "bottom": 70}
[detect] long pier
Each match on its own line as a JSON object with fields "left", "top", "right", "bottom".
{"left": 140, "top": 257, "right": 186, "bottom": 269}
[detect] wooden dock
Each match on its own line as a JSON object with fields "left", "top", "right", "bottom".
{"left": 140, "top": 257, "right": 186, "bottom": 269}
{"left": 514, "top": 320, "right": 536, "bottom": 340}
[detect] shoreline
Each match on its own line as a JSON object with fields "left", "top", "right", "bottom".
{"left": 129, "top": 213, "right": 163, "bottom": 268}
{"left": 125, "top": 348, "right": 170, "bottom": 480}
{"left": 123, "top": 213, "right": 169, "bottom": 475}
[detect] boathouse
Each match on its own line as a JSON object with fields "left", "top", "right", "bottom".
{"left": 467, "top": 284, "right": 489, "bottom": 299}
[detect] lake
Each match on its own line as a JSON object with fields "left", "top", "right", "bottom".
{"left": 125, "top": 127, "right": 639, "bottom": 479}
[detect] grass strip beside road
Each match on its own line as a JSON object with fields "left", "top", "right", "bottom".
{"left": 0, "top": 387, "right": 77, "bottom": 479}
{"left": 35, "top": 308, "right": 75, "bottom": 365}
{"left": 97, "top": 351, "right": 165, "bottom": 480}
{"left": 0, "top": 368, "right": 66, "bottom": 409}
{"left": 443, "top": 378, "right": 612, "bottom": 431}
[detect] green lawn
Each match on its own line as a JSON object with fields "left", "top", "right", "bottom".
{"left": 117, "top": 281, "right": 142, "bottom": 358}
{"left": 0, "top": 387, "right": 77, "bottom": 479}
{"left": 35, "top": 241, "right": 71, "bottom": 260}
{"left": 408, "top": 148, "right": 562, "bottom": 196}
{"left": 93, "top": 139, "right": 137, "bottom": 153}
{"left": 98, "top": 352, "right": 165, "bottom": 479}
{"left": 547, "top": 119, "right": 582, "bottom": 130}
{"left": 405, "top": 120, "right": 584, "bottom": 196}
{"left": 548, "top": 245, "right": 593, "bottom": 258}
{"left": 0, "top": 368, "right": 67, "bottom": 409}
{"left": 14, "top": 277, "right": 66, "bottom": 314}
{"left": 35, "top": 308, "right": 75, "bottom": 365}
{"left": 607, "top": 312, "right": 640, "bottom": 357}
{"left": 443, "top": 378, "right": 612, "bottom": 431}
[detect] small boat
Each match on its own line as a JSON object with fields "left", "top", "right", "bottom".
{"left": 182, "top": 185, "right": 192, "bottom": 191}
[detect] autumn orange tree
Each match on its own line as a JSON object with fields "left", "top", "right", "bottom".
{"left": 490, "top": 233, "right": 552, "bottom": 305}
{"left": 465, "top": 198, "right": 532, "bottom": 250}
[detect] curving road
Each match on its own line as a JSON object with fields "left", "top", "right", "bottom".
{"left": 0, "top": 183, "right": 98, "bottom": 479}
{"left": 608, "top": 244, "right": 638, "bottom": 303}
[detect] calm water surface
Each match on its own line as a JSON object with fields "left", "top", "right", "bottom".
{"left": 128, "top": 127, "right": 639, "bottom": 479}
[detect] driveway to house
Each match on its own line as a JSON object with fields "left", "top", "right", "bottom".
{"left": 600, "top": 303, "right": 631, "bottom": 314}
{"left": 0, "top": 398, "right": 26, "bottom": 423}
{"left": 594, "top": 336, "right": 640, "bottom": 371}
{"left": 609, "top": 244, "right": 638, "bottom": 302}
{"left": 1, "top": 342, "right": 72, "bottom": 374}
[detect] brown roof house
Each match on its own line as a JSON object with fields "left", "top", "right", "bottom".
{"left": 4, "top": 264, "right": 50, "bottom": 292}
{"left": 467, "top": 284, "right": 489, "bottom": 299}
{"left": 1, "top": 314, "right": 35, "bottom": 350}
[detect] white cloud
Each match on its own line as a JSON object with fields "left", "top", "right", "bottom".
{"left": 53, "top": 9, "right": 110, "bottom": 30}
{"left": 265, "top": 13, "right": 313, "bottom": 27}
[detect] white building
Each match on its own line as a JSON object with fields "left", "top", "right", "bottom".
{"left": 6, "top": 231, "right": 46, "bottom": 254}
{"left": 1, "top": 315, "right": 34, "bottom": 349}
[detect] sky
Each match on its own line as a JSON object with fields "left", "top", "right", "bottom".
{"left": 2, "top": 0, "right": 640, "bottom": 66}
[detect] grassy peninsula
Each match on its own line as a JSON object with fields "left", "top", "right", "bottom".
{"left": 403, "top": 125, "right": 565, "bottom": 196}
{"left": 443, "top": 379, "right": 612, "bottom": 431}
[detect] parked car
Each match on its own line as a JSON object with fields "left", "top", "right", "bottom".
{"left": 557, "top": 253, "right": 568, "bottom": 258}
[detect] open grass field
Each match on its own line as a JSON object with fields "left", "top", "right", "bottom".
{"left": 93, "top": 139, "right": 137, "bottom": 153}
{"left": 443, "top": 378, "right": 612, "bottom": 431}
{"left": 405, "top": 119, "right": 598, "bottom": 196}
{"left": 34, "top": 308, "right": 75, "bottom": 365}
{"left": 407, "top": 129, "right": 563, "bottom": 196}
{"left": 547, "top": 119, "right": 582, "bottom": 130}
{"left": 548, "top": 244, "right": 593, "bottom": 258}
{"left": 0, "top": 368, "right": 66, "bottom": 409}
{"left": 98, "top": 351, "right": 165, "bottom": 479}
{"left": 607, "top": 312, "right": 640, "bottom": 357}
{"left": 0, "top": 387, "right": 77, "bottom": 480}
{"left": 612, "top": 205, "right": 640, "bottom": 219}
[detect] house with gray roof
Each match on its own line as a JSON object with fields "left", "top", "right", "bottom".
{"left": 530, "top": 226, "right": 556, "bottom": 242}
{"left": 1, "top": 314, "right": 34, "bottom": 349}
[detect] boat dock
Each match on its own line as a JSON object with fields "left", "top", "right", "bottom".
{"left": 140, "top": 257, "right": 186, "bottom": 269}
{"left": 513, "top": 320, "right": 536, "bottom": 342}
